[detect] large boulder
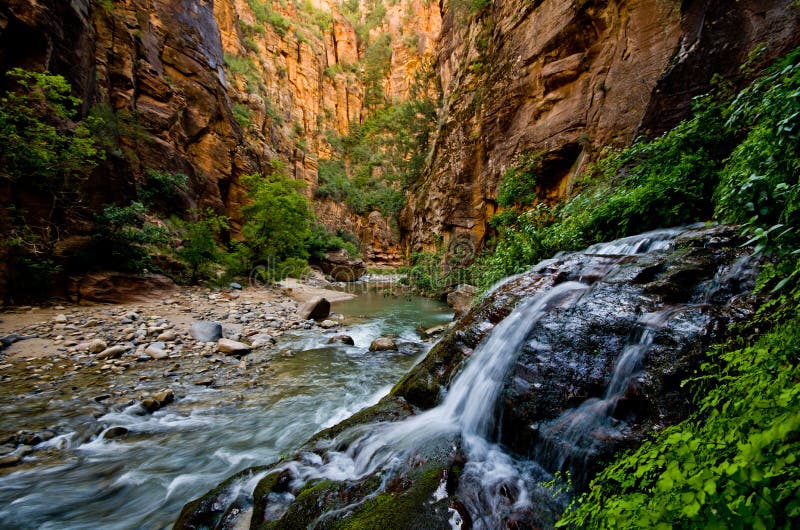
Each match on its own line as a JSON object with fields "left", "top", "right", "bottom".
{"left": 297, "top": 297, "right": 330, "bottom": 320}
{"left": 446, "top": 284, "right": 476, "bottom": 319}
{"left": 319, "top": 249, "right": 366, "bottom": 282}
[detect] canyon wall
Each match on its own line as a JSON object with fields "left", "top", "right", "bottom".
{"left": 402, "top": 0, "right": 800, "bottom": 255}
{"left": 0, "top": 0, "right": 440, "bottom": 269}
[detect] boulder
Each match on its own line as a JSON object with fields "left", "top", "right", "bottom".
{"left": 69, "top": 272, "right": 177, "bottom": 303}
{"left": 327, "top": 334, "right": 355, "bottom": 345}
{"left": 298, "top": 297, "right": 330, "bottom": 320}
{"left": 320, "top": 249, "right": 366, "bottom": 282}
{"left": 190, "top": 322, "right": 223, "bottom": 342}
{"left": 369, "top": 337, "right": 398, "bottom": 352}
{"left": 217, "top": 338, "right": 252, "bottom": 356}
{"left": 446, "top": 284, "right": 476, "bottom": 319}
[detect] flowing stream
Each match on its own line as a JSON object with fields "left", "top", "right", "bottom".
{"left": 0, "top": 287, "right": 451, "bottom": 529}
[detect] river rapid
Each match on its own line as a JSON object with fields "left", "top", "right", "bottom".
{"left": 0, "top": 284, "right": 451, "bottom": 529}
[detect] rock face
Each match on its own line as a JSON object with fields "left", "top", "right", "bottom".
{"left": 402, "top": 0, "right": 800, "bottom": 254}
{"left": 319, "top": 249, "right": 367, "bottom": 282}
{"left": 176, "top": 224, "right": 762, "bottom": 529}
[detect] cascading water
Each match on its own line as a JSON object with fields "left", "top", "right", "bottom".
{"left": 234, "top": 226, "right": 723, "bottom": 529}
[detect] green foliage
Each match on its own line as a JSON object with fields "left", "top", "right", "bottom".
{"left": 232, "top": 103, "right": 253, "bottom": 129}
{"left": 175, "top": 211, "right": 229, "bottom": 283}
{"left": 497, "top": 152, "right": 543, "bottom": 208}
{"left": 139, "top": 169, "right": 188, "bottom": 209}
{"left": 318, "top": 77, "right": 437, "bottom": 218}
{"left": 558, "top": 264, "right": 800, "bottom": 529}
{"left": 224, "top": 52, "right": 261, "bottom": 90}
{"left": 714, "top": 51, "right": 800, "bottom": 256}
{"left": 239, "top": 163, "right": 313, "bottom": 270}
{"left": 246, "top": 0, "right": 290, "bottom": 36}
{"left": 363, "top": 32, "right": 393, "bottom": 109}
{"left": 8, "top": 257, "right": 63, "bottom": 301}
{"left": 0, "top": 68, "right": 103, "bottom": 187}
{"left": 88, "top": 202, "right": 168, "bottom": 272}
{"left": 307, "top": 225, "right": 359, "bottom": 260}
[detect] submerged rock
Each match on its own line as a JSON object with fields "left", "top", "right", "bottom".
{"left": 328, "top": 334, "right": 355, "bottom": 345}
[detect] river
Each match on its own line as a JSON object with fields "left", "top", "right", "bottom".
{"left": 0, "top": 285, "right": 451, "bottom": 529}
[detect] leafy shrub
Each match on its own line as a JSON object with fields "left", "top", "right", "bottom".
{"left": 0, "top": 68, "right": 103, "bottom": 187}
{"left": 497, "top": 152, "right": 543, "bottom": 208}
{"left": 139, "top": 169, "right": 188, "bottom": 209}
{"left": 307, "top": 225, "right": 359, "bottom": 260}
{"left": 88, "top": 202, "right": 167, "bottom": 272}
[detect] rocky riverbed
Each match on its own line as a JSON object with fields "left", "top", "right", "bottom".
{"left": 0, "top": 275, "right": 452, "bottom": 529}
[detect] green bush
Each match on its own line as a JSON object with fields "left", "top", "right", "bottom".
{"left": 139, "top": 169, "right": 188, "bottom": 209}
{"left": 0, "top": 68, "right": 103, "bottom": 187}
{"left": 88, "top": 202, "right": 168, "bottom": 272}
{"left": 497, "top": 152, "right": 543, "bottom": 208}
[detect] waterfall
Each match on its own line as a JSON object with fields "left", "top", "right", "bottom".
{"left": 247, "top": 227, "right": 700, "bottom": 526}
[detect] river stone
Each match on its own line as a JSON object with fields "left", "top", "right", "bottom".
{"left": 369, "top": 337, "right": 398, "bottom": 352}
{"left": 53, "top": 314, "right": 68, "bottom": 323}
{"left": 251, "top": 334, "right": 275, "bottom": 349}
{"left": 319, "top": 320, "right": 338, "bottom": 329}
{"left": 298, "top": 297, "right": 330, "bottom": 320}
{"left": 86, "top": 338, "right": 108, "bottom": 353}
{"left": 96, "top": 345, "right": 127, "bottom": 360}
{"left": 145, "top": 343, "right": 168, "bottom": 360}
{"left": 217, "top": 338, "right": 252, "bottom": 356}
{"left": 0, "top": 445, "right": 33, "bottom": 468}
{"left": 103, "top": 426, "right": 129, "bottom": 440}
{"left": 190, "top": 322, "right": 223, "bottom": 342}
{"left": 156, "top": 330, "right": 177, "bottom": 342}
{"left": 328, "top": 334, "right": 355, "bottom": 346}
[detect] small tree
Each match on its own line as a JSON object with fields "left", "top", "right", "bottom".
{"left": 239, "top": 162, "right": 313, "bottom": 276}
{"left": 176, "top": 211, "right": 229, "bottom": 283}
